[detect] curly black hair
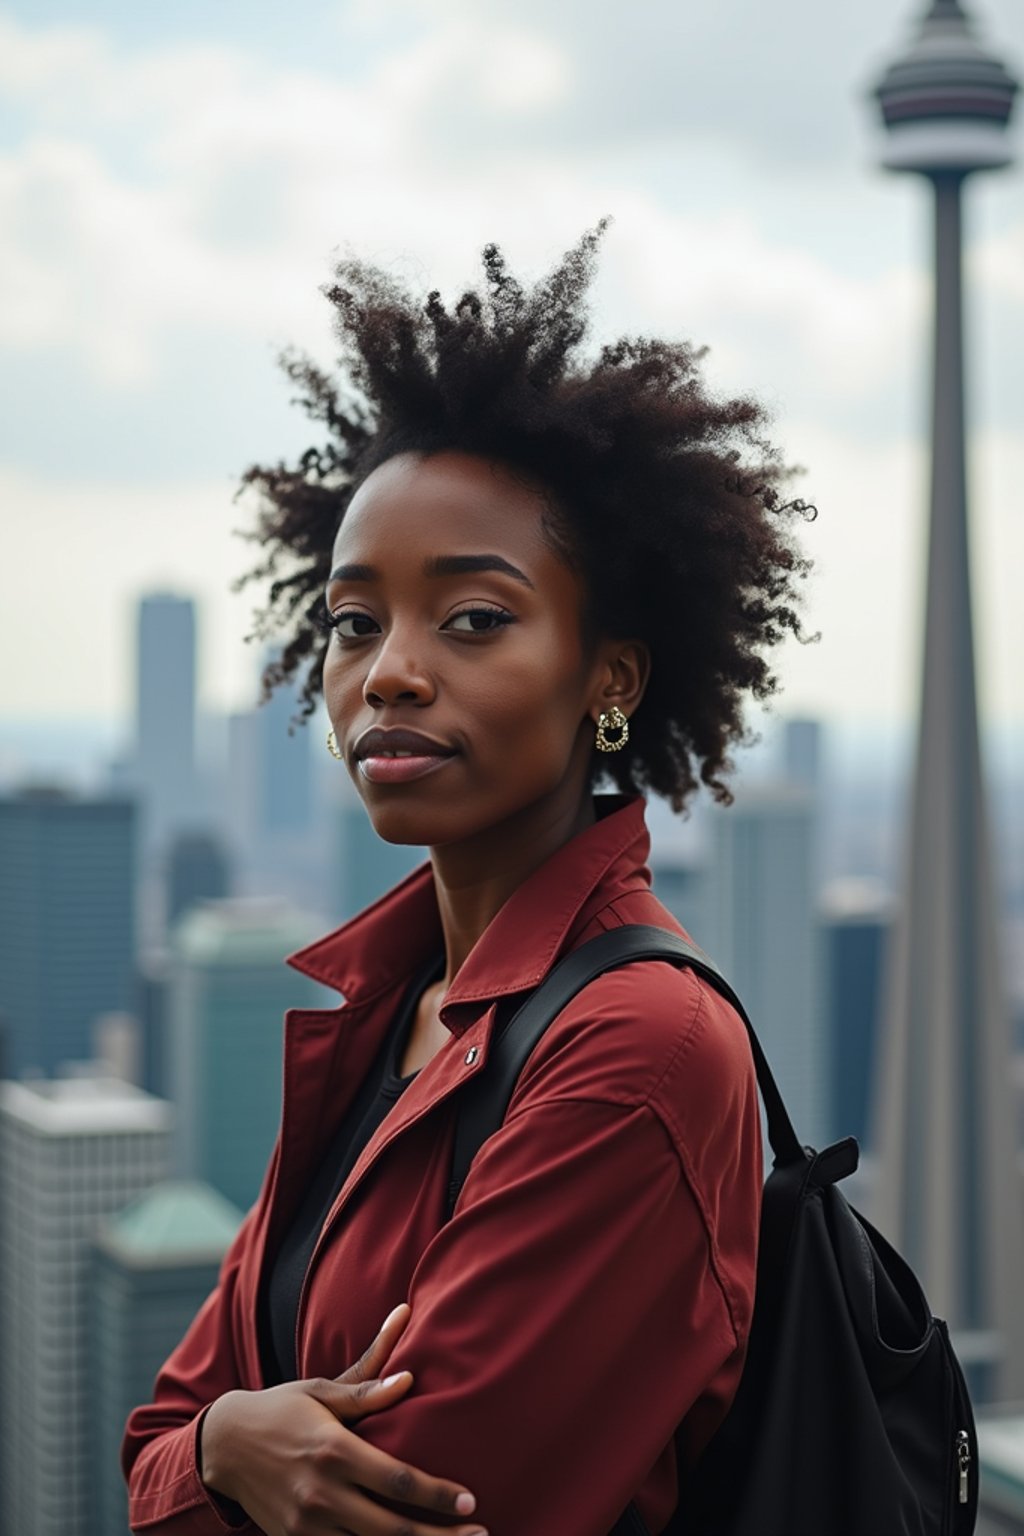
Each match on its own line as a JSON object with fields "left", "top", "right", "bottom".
{"left": 235, "top": 221, "right": 816, "bottom": 811}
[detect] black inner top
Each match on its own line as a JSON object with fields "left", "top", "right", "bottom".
{"left": 262, "top": 950, "right": 446, "bottom": 1385}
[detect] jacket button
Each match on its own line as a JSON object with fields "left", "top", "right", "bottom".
{"left": 464, "top": 1046, "right": 479, "bottom": 1066}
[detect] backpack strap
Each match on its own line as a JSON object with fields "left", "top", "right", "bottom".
{"left": 446, "top": 924, "right": 809, "bottom": 1536}
{"left": 447, "top": 923, "right": 805, "bottom": 1222}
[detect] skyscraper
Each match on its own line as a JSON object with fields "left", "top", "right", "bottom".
{"left": 90, "top": 1179, "right": 243, "bottom": 1536}
{"left": 136, "top": 592, "right": 198, "bottom": 853}
{"left": 819, "top": 880, "right": 890, "bottom": 1146}
{"left": 0, "top": 788, "right": 136, "bottom": 1077}
{"left": 702, "top": 786, "right": 825, "bottom": 1145}
{"left": 0, "top": 1074, "right": 171, "bottom": 1536}
{"left": 168, "top": 898, "right": 330, "bottom": 1211}
{"left": 650, "top": 860, "right": 708, "bottom": 951}
{"left": 165, "top": 828, "right": 231, "bottom": 931}
{"left": 336, "top": 793, "right": 425, "bottom": 921}
{"left": 225, "top": 705, "right": 259, "bottom": 859}
{"left": 871, "top": 0, "right": 1023, "bottom": 1399}
{"left": 256, "top": 664, "right": 314, "bottom": 836}
{"left": 221, "top": 685, "right": 332, "bottom": 916}
{"left": 782, "top": 718, "right": 822, "bottom": 796}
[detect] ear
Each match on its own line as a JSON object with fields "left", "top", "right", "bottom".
{"left": 589, "top": 638, "right": 650, "bottom": 726}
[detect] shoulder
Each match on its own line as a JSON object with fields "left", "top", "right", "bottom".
{"left": 509, "top": 952, "right": 755, "bottom": 1123}
{"left": 504, "top": 947, "right": 763, "bottom": 1346}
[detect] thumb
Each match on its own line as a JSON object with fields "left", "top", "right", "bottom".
{"left": 308, "top": 1369, "right": 413, "bottom": 1424}
{"left": 336, "top": 1302, "right": 411, "bottom": 1386}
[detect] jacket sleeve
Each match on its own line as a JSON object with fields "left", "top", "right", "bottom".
{"left": 355, "top": 988, "right": 761, "bottom": 1536}
{"left": 121, "top": 1205, "right": 262, "bottom": 1535}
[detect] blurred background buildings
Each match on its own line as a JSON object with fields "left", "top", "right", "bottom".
{"left": 0, "top": 1077, "right": 172, "bottom": 1536}
{"left": 134, "top": 594, "right": 198, "bottom": 857}
{"left": 0, "top": 0, "right": 1023, "bottom": 1531}
{"left": 91, "top": 1180, "right": 244, "bottom": 1536}
{"left": 0, "top": 790, "right": 136, "bottom": 1078}
{"left": 167, "top": 898, "right": 329, "bottom": 1211}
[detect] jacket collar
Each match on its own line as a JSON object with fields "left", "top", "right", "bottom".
{"left": 287, "top": 793, "right": 651, "bottom": 1032}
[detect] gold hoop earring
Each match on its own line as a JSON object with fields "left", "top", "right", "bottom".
{"left": 595, "top": 705, "right": 629, "bottom": 753}
{"left": 326, "top": 728, "right": 343, "bottom": 760}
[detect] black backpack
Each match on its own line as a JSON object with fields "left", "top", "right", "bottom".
{"left": 446, "top": 925, "right": 978, "bottom": 1536}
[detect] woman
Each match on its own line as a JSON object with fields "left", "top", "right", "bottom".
{"left": 122, "top": 225, "right": 814, "bottom": 1536}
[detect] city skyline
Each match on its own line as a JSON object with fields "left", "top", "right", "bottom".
{"left": 2, "top": 575, "right": 1023, "bottom": 786}
{"left": 1, "top": 0, "right": 1022, "bottom": 736}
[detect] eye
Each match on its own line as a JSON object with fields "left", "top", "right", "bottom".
{"left": 323, "top": 609, "right": 379, "bottom": 640}
{"left": 444, "top": 606, "right": 515, "bottom": 634}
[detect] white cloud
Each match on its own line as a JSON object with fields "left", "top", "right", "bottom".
{"left": 0, "top": 136, "right": 193, "bottom": 382}
{"left": 0, "top": 9, "right": 575, "bottom": 383}
{"left": 0, "top": 12, "right": 107, "bottom": 104}
{"left": 969, "top": 426, "right": 1024, "bottom": 727}
{"left": 0, "top": 6, "right": 1005, "bottom": 423}
{"left": 4, "top": 417, "right": 1019, "bottom": 732}
{"left": 972, "top": 219, "right": 1024, "bottom": 304}
{"left": 589, "top": 197, "right": 928, "bottom": 410}
{"left": 465, "top": 24, "right": 569, "bottom": 112}
{"left": 770, "top": 421, "right": 1024, "bottom": 728}
{"left": 1, "top": 466, "right": 263, "bottom": 719}
{"left": 752, "top": 423, "right": 925, "bottom": 724}
{"left": 1, "top": 4, "right": 1021, "bottom": 736}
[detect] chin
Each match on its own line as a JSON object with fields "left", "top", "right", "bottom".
{"left": 367, "top": 816, "right": 432, "bottom": 848}
{"left": 363, "top": 787, "right": 538, "bottom": 851}
{"left": 361, "top": 799, "right": 470, "bottom": 849}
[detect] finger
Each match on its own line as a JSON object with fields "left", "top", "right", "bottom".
{"left": 336, "top": 1303, "right": 411, "bottom": 1386}
{"left": 334, "top": 1371, "right": 414, "bottom": 1422}
{"left": 307, "top": 1371, "right": 413, "bottom": 1425}
{"left": 324, "top": 1436, "right": 480, "bottom": 1524}
{"left": 333, "top": 1481, "right": 487, "bottom": 1536}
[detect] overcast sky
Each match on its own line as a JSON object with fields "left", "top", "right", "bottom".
{"left": 2, "top": 0, "right": 1022, "bottom": 742}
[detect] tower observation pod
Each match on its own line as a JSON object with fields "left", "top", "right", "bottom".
{"left": 876, "top": 0, "right": 1017, "bottom": 173}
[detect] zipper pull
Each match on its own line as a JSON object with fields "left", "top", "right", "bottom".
{"left": 956, "top": 1430, "right": 970, "bottom": 1505}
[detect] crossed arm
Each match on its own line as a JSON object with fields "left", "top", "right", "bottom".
{"left": 123, "top": 1093, "right": 750, "bottom": 1536}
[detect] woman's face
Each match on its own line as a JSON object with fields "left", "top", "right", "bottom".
{"left": 322, "top": 449, "right": 615, "bottom": 851}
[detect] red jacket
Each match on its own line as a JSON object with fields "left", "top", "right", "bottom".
{"left": 123, "top": 794, "right": 762, "bottom": 1536}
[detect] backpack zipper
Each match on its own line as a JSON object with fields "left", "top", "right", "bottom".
{"left": 955, "top": 1429, "right": 970, "bottom": 1505}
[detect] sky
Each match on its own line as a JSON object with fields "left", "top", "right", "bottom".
{"left": 1, "top": 0, "right": 1022, "bottom": 745}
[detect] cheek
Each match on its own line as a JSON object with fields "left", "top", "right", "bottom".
{"left": 468, "top": 638, "right": 588, "bottom": 753}
{"left": 322, "top": 644, "right": 359, "bottom": 707}
{"left": 321, "top": 642, "right": 338, "bottom": 688}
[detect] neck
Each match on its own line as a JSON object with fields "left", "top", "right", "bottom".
{"left": 428, "top": 788, "right": 597, "bottom": 985}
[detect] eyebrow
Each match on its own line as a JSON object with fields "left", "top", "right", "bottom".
{"left": 327, "top": 554, "right": 536, "bottom": 590}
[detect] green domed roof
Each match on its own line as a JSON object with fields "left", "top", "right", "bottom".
{"left": 100, "top": 1180, "right": 243, "bottom": 1265}
{"left": 174, "top": 899, "right": 322, "bottom": 966}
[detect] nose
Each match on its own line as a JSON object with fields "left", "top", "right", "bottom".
{"left": 362, "top": 628, "right": 435, "bottom": 708}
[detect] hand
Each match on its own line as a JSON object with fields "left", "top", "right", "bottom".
{"left": 200, "top": 1303, "right": 485, "bottom": 1536}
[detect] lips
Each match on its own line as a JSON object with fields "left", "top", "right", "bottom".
{"left": 351, "top": 725, "right": 459, "bottom": 786}
{"left": 353, "top": 726, "right": 457, "bottom": 761}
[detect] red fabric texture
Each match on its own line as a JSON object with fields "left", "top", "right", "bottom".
{"left": 122, "top": 794, "right": 763, "bottom": 1535}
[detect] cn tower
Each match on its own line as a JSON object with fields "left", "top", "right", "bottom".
{"left": 870, "top": 1, "right": 1022, "bottom": 1400}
